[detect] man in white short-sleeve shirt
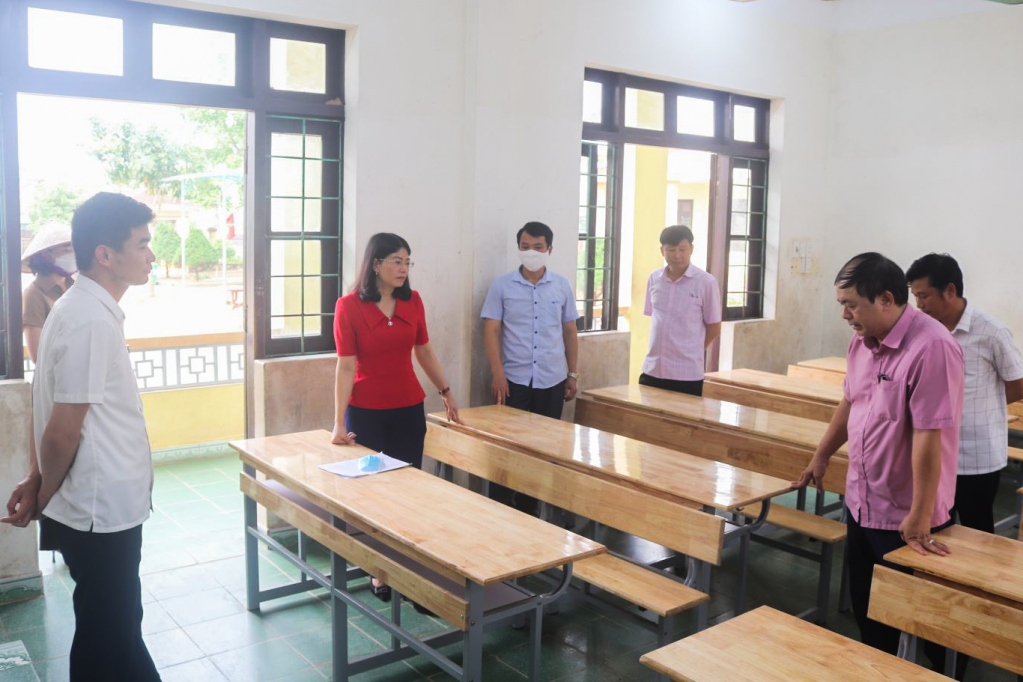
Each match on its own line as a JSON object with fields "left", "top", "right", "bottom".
{"left": 641, "top": 225, "right": 722, "bottom": 397}
{"left": 908, "top": 253, "right": 1023, "bottom": 534}
{"left": 2, "top": 193, "right": 159, "bottom": 681}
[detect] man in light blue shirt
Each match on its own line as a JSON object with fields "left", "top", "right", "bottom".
{"left": 481, "top": 221, "right": 580, "bottom": 420}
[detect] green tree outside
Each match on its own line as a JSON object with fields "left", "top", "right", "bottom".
{"left": 26, "top": 183, "right": 84, "bottom": 233}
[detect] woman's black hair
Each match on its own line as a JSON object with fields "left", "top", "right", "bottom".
{"left": 353, "top": 232, "right": 413, "bottom": 302}
{"left": 27, "top": 252, "right": 59, "bottom": 276}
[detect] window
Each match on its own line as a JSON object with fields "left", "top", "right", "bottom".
{"left": 725, "top": 158, "right": 767, "bottom": 319}
{"left": 1, "top": 1, "right": 346, "bottom": 375}
{"left": 264, "top": 116, "right": 342, "bottom": 355}
{"left": 27, "top": 8, "right": 123, "bottom": 76}
{"left": 577, "top": 141, "right": 618, "bottom": 331}
{"left": 580, "top": 69, "right": 770, "bottom": 329}
{"left": 153, "top": 24, "right": 235, "bottom": 86}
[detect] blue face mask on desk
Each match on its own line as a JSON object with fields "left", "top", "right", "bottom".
{"left": 358, "top": 455, "right": 382, "bottom": 472}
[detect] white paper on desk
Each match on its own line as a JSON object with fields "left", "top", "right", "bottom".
{"left": 318, "top": 453, "right": 410, "bottom": 478}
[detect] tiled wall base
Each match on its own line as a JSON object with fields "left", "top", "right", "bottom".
{"left": 0, "top": 573, "right": 42, "bottom": 607}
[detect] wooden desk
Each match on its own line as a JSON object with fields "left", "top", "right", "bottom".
{"left": 884, "top": 524, "right": 1023, "bottom": 609}
{"left": 797, "top": 356, "right": 847, "bottom": 374}
{"left": 705, "top": 368, "right": 841, "bottom": 423}
{"left": 580, "top": 385, "right": 849, "bottom": 495}
{"left": 640, "top": 606, "right": 945, "bottom": 681}
{"left": 430, "top": 405, "right": 792, "bottom": 513}
{"left": 232, "top": 430, "right": 604, "bottom": 681}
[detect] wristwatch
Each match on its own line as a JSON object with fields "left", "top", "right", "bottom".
{"left": 438, "top": 386, "right": 451, "bottom": 396}
{"left": 567, "top": 372, "right": 579, "bottom": 380}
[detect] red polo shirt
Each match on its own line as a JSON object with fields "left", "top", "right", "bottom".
{"left": 334, "top": 290, "right": 429, "bottom": 409}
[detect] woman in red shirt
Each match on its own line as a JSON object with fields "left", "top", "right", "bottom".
{"left": 331, "top": 232, "right": 461, "bottom": 599}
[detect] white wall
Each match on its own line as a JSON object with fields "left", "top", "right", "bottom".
{"left": 164, "top": 0, "right": 838, "bottom": 398}
{"left": 821, "top": 6, "right": 1023, "bottom": 355}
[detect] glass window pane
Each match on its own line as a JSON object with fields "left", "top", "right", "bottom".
{"left": 677, "top": 96, "right": 714, "bottom": 137}
{"left": 303, "top": 316, "right": 323, "bottom": 338}
{"left": 729, "top": 240, "right": 749, "bottom": 269}
{"left": 730, "top": 212, "right": 748, "bottom": 237}
{"left": 583, "top": 81, "right": 602, "bottom": 123}
{"left": 733, "top": 167, "right": 751, "bottom": 186}
{"left": 153, "top": 24, "right": 235, "bottom": 86}
{"left": 726, "top": 293, "right": 746, "bottom": 308}
{"left": 624, "top": 88, "right": 664, "bottom": 131}
{"left": 734, "top": 105, "right": 756, "bottom": 142}
{"left": 270, "top": 158, "right": 303, "bottom": 197}
{"left": 303, "top": 277, "right": 322, "bottom": 315}
{"left": 271, "top": 133, "right": 304, "bottom": 157}
{"left": 270, "top": 315, "right": 303, "bottom": 339}
{"left": 270, "top": 240, "right": 321, "bottom": 276}
{"left": 304, "top": 160, "right": 323, "bottom": 197}
{"left": 731, "top": 185, "right": 749, "bottom": 213}
{"left": 727, "top": 266, "right": 747, "bottom": 294}
{"left": 270, "top": 38, "right": 327, "bottom": 94}
{"left": 28, "top": 9, "right": 123, "bottom": 76}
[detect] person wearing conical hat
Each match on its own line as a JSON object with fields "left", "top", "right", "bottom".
{"left": 21, "top": 221, "right": 77, "bottom": 363}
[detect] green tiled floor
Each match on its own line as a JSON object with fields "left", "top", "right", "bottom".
{"left": 1, "top": 455, "right": 1020, "bottom": 681}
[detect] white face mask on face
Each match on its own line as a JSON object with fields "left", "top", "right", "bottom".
{"left": 518, "top": 249, "right": 550, "bottom": 273}
{"left": 53, "top": 252, "right": 78, "bottom": 275}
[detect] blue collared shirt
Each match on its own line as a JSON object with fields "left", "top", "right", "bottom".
{"left": 481, "top": 268, "right": 579, "bottom": 389}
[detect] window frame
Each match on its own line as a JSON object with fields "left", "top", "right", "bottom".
{"left": 0, "top": 0, "right": 345, "bottom": 379}
{"left": 578, "top": 68, "right": 770, "bottom": 330}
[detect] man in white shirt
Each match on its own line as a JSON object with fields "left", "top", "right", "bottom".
{"left": 2, "top": 192, "right": 159, "bottom": 681}
{"left": 640, "top": 225, "right": 722, "bottom": 396}
{"left": 907, "top": 253, "right": 1023, "bottom": 534}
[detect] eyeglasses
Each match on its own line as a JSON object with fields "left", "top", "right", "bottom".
{"left": 379, "top": 257, "right": 414, "bottom": 269}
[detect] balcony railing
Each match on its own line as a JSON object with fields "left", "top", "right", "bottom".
{"left": 24, "top": 332, "right": 244, "bottom": 392}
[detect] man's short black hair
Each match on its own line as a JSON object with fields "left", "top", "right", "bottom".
{"left": 905, "top": 253, "right": 964, "bottom": 298}
{"left": 660, "top": 225, "right": 694, "bottom": 246}
{"left": 834, "top": 252, "right": 909, "bottom": 306}
{"left": 72, "top": 192, "right": 155, "bottom": 271}
{"left": 517, "top": 221, "right": 553, "bottom": 248}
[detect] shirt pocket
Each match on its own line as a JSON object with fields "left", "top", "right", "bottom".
{"left": 545, "top": 295, "right": 565, "bottom": 326}
{"left": 871, "top": 380, "right": 906, "bottom": 422}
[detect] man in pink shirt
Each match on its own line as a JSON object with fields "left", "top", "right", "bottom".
{"left": 640, "top": 225, "right": 722, "bottom": 396}
{"left": 793, "top": 252, "right": 963, "bottom": 656}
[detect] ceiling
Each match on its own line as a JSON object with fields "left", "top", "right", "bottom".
{"left": 728, "top": 0, "right": 1015, "bottom": 33}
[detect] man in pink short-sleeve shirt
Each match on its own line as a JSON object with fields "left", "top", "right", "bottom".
{"left": 793, "top": 252, "right": 963, "bottom": 658}
{"left": 640, "top": 225, "right": 722, "bottom": 397}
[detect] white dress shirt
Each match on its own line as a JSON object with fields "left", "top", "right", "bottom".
{"left": 34, "top": 275, "right": 153, "bottom": 533}
{"left": 952, "top": 303, "right": 1023, "bottom": 475}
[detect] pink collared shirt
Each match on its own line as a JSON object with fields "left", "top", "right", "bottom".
{"left": 843, "top": 305, "right": 964, "bottom": 530}
{"left": 642, "top": 265, "right": 722, "bottom": 381}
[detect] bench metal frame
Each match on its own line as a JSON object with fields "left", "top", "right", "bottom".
{"left": 241, "top": 463, "right": 573, "bottom": 682}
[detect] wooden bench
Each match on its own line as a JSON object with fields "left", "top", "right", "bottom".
{"left": 869, "top": 566, "right": 1023, "bottom": 677}
{"left": 425, "top": 423, "right": 720, "bottom": 643}
{"left": 576, "top": 387, "right": 849, "bottom": 622}
{"left": 639, "top": 605, "right": 946, "bottom": 681}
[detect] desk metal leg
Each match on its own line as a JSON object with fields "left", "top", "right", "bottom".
{"left": 693, "top": 561, "right": 711, "bottom": 631}
{"left": 462, "top": 581, "right": 484, "bottom": 682}
{"left": 243, "top": 463, "right": 260, "bottom": 611}
{"left": 897, "top": 632, "right": 918, "bottom": 664}
{"left": 736, "top": 531, "right": 750, "bottom": 615}
{"left": 796, "top": 487, "right": 807, "bottom": 512}
{"left": 527, "top": 599, "right": 543, "bottom": 682}
{"left": 332, "top": 517, "right": 349, "bottom": 682}
{"left": 815, "top": 542, "right": 834, "bottom": 625}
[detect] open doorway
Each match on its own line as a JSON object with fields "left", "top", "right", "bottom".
{"left": 618, "top": 145, "right": 715, "bottom": 382}
{"left": 17, "top": 94, "right": 247, "bottom": 461}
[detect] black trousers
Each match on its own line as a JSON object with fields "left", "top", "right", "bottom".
{"left": 638, "top": 373, "right": 704, "bottom": 397}
{"left": 489, "top": 380, "right": 567, "bottom": 514}
{"left": 53, "top": 519, "right": 159, "bottom": 682}
{"left": 846, "top": 506, "right": 953, "bottom": 656}
{"left": 506, "top": 379, "right": 567, "bottom": 420}
{"left": 346, "top": 402, "right": 427, "bottom": 470}
{"left": 952, "top": 469, "right": 1002, "bottom": 534}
